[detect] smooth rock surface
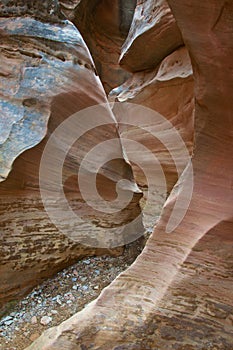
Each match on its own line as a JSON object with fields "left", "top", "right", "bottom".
{"left": 73, "top": 0, "right": 136, "bottom": 92}
{"left": 26, "top": 0, "right": 233, "bottom": 349}
{"left": 120, "top": 0, "right": 183, "bottom": 72}
{"left": 111, "top": 46, "right": 194, "bottom": 192}
{"left": 0, "top": 2, "right": 142, "bottom": 311}
{"left": 40, "top": 316, "right": 52, "bottom": 326}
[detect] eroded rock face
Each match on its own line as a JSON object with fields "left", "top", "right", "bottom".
{"left": 59, "top": 0, "right": 81, "bottom": 19}
{"left": 26, "top": 0, "right": 233, "bottom": 349}
{"left": 111, "top": 46, "right": 194, "bottom": 192}
{"left": 109, "top": 46, "right": 194, "bottom": 230}
{"left": 72, "top": 0, "right": 136, "bottom": 92}
{"left": 25, "top": 220, "right": 233, "bottom": 350}
{"left": 120, "top": 0, "right": 183, "bottom": 72}
{"left": 0, "top": 2, "right": 142, "bottom": 311}
{"left": 0, "top": 0, "right": 63, "bottom": 21}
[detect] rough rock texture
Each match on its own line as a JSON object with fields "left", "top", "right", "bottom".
{"left": 73, "top": 0, "right": 136, "bottom": 92}
{"left": 0, "top": 2, "right": 142, "bottom": 311}
{"left": 59, "top": 0, "right": 81, "bottom": 19}
{"left": 0, "top": 0, "right": 64, "bottom": 22}
{"left": 26, "top": 0, "right": 233, "bottom": 349}
{"left": 120, "top": 0, "right": 183, "bottom": 72}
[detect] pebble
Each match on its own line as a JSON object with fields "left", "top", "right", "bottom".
{"left": 56, "top": 296, "right": 62, "bottom": 305}
{"left": 31, "top": 316, "right": 38, "bottom": 325}
{"left": 30, "top": 333, "right": 40, "bottom": 342}
{"left": 40, "top": 316, "right": 52, "bottom": 326}
{"left": 51, "top": 310, "right": 58, "bottom": 315}
{"left": 1, "top": 316, "right": 13, "bottom": 323}
{"left": 3, "top": 320, "right": 14, "bottom": 326}
{"left": 0, "top": 240, "right": 145, "bottom": 349}
{"left": 83, "top": 259, "right": 90, "bottom": 265}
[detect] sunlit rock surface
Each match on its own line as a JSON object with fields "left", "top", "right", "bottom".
{"left": 26, "top": 0, "right": 233, "bottom": 349}
{"left": 111, "top": 46, "right": 194, "bottom": 191}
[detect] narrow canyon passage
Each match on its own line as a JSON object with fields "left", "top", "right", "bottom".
{"left": 0, "top": 1, "right": 232, "bottom": 350}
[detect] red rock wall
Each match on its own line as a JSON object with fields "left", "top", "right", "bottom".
{"left": 0, "top": 2, "right": 141, "bottom": 311}
{"left": 25, "top": 1, "right": 233, "bottom": 349}
{"left": 73, "top": 0, "right": 136, "bottom": 92}
{"left": 120, "top": 0, "right": 183, "bottom": 72}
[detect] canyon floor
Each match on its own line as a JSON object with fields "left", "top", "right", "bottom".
{"left": 0, "top": 236, "right": 147, "bottom": 350}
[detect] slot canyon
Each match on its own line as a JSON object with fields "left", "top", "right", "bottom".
{"left": 0, "top": 0, "right": 232, "bottom": 349}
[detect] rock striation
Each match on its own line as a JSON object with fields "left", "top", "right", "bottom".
{"left": 73, "top": 0, "right": 137, "bottom": 92}
{"left": 120, "top": 0, "right": 183, "bottom": 72}
{"left": 25, "top": 0, "right": 233, "bottom": 349}
{"left": 110, "top": 46, "right": 194, "bottom": 192}
{"left": 0, "top": 0, "right": 142, "bottom": 312}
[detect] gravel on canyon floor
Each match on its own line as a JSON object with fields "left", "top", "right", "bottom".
{"left": 0, "top": 237, "right": 147, "bottom": 350}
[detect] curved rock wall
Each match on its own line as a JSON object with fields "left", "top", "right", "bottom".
{"left": 0, "top": 1, "right": 141, "bottom": 311}
{"left": 111, "top": 46, "right": 194, "bottom": 192}
{"left": 25, "top": 0, "right": 233, "bottom": 349}
{"left": 72, "top": 0, "right": 136, "bottom": 92}
{"left": 120, "top": 0, "right": 183, "bottom": 72}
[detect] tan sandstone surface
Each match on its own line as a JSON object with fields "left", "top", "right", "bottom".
{"left": 0, "top": 0, "right": 142, "bottom": 312}
{"left": 0, "top": 0, "right": 232, "bottom": 349}
{"left": 25, "top": 0, "right": 233, "bottom": 349}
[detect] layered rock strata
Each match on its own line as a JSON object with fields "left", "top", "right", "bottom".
{"left": 73, "top": 0, "right": 137, "bottom": 92}
{"left": 119, "top": 0, "right": 183, "bottom": 72}
{"left": 26, "top": 0, "right": 233, "bottom": 349}
{"left": 0, "top": 0, "right": 142, "bottom": 311}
